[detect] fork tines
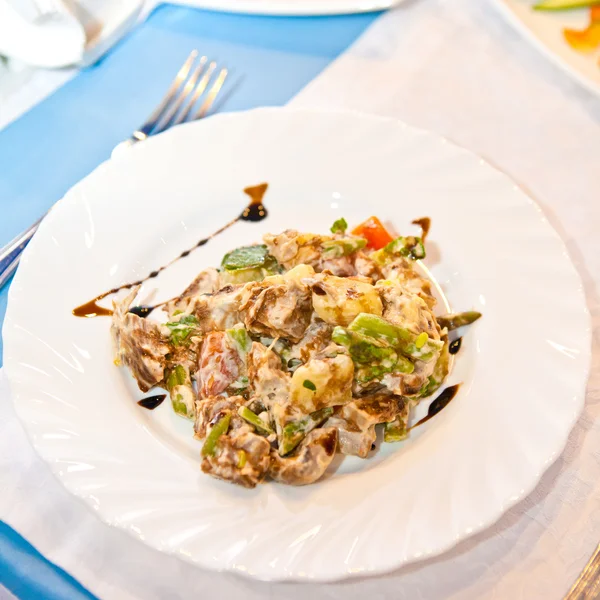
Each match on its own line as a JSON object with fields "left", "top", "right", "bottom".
{"left": 134, "top": 50, "right": 228, "bottom": 141}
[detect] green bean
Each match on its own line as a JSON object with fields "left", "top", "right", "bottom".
{"left": 201, "top": 413, "right": 231, "bottom": 457}
{"left": 237, "top": 406, "right": 274, "bottom": 435}
{"left": 436, "top": 311, "right": 482, "bottom": 331}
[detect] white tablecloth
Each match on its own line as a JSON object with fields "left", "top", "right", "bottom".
{"left": 2, "top": 0, "right": 600, "bottom": 598}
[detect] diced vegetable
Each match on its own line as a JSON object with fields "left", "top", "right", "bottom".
{"left": 321, "top": 237, "right": 367, "bottom": 258}
{"left": 418, "top": 340, "right": 450, "bottom": 399}
{"left": 166, "top": 364, "right": 195, "bottom": 418}
{"left": 165, "top": 314, "right": 200, "bottom": 347}
{"left": 237, "top": 450, "right": 247, "bottom": 469}
{"left": 330, "top": 217, "right": 348, "bottom": 234}
{"left": 534, "top": 0, "right": 600, "bottom": 10}
{"left": 332, "top": 326, "right": 414, "bottom": 382}
{"left": 384, "top": 236, "right": 425, "bottom": 260}
{"left": 351, "top": 216, "right": 394, "bottom": 249}
{"left": 436, "top": 311, "right": 482, "bottom": 331}
{"left": 311, "top": 275, "right": 383, "bottom": 326}
{"left": 564, "top": 19, "right": 600, "bottom": 52}
{"left": 384, "top": 417, "right": 409, "bottom": 442}
{"left": 289, "top": 355, "right": 354, "bottom": 413}
{"left": 238, "top": 406, "right": 274, "bottom": 434}
{"left": 201, "top": 412, "right": 231, "bottom": 457}
{"left": 348, "top": 313, "right": 443, "bottom": 362}
{"left": 279, "top": 407, "right": 334, "bottom": 456}
{"left": 227, "top": 325, "right": 252, "bottom": 354}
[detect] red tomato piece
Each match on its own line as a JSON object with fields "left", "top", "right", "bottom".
{"left": 351, "top": 216, "right": 394, "bottom": 250}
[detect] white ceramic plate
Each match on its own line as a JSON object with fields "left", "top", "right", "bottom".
{"left": 3, "top": 108, "right": 590, "bottom": 582}
{"left": 171, "top": 0, "right": 402, "bottom": 16}
{"left": 495, "top": 0, "right": 600, "bottom": 97}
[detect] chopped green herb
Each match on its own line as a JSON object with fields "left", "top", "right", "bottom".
{"left": 165, "top": 314, "right": 200, "bottom": 346}
{"left": 303, "top": 379, "right": 317, "bottom": 391}
{"left": 330, "top": 217, "right": 348, "bottom": 234}
{"left": 221, "top": 245, "right": 270, "bottom": 271}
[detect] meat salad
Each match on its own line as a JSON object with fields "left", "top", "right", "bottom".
{"left": 111, "top": 215, "right": 481, "bottom": 488}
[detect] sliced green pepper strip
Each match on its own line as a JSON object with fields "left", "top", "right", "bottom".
{"left": 436, "top": 311, "right": 482, "bottom": 331}
{"left": 237, "top": 406, "right": 274, "bottom": 435}
{"left": 417, "top": 340, "right": 450, "bottom": 399}
{"left": 201, "top": 413, "right": 232, "bottom": 457}
{"left": 348, "top": 313, "right": 443, "bottom": 362}
{"left": 321, "top": 237, "right": 367, "bottom": 258}
{"left": 279, "top": 407, "right": 334, "bottom": 456}
{"left": 166, "top": 364, "right": 195, "bottom": 419}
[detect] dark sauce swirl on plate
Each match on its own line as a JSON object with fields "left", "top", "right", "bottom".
{"left": 137, "top": 394, "right": 166, "bottom": 410}
{"left": 410, "top": 384, "right": 461, "bottom": 430}
{"left": 73, "top": 183, "right": 269, "bottom": 318}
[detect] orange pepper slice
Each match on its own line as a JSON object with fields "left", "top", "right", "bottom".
{"left": 564, "top": 7, "right": 600, "bottom": 52}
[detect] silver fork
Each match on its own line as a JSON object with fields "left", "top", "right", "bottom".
{"left": 0, "top": 50, "right": 228, "bottom": 290}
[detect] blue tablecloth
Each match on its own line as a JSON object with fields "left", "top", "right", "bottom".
{"left": 0, "top": 4, "right": 379, "bottom": 598}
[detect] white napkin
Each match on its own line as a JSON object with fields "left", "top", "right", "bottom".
{"left": 2, "top": 0, "right": 600, "bottom": 598}
{"left": 0, "top": 0, "right": 143, "bottom": 68}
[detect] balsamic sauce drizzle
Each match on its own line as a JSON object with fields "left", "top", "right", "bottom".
{"left": 411, "top": 217, "right": 431, "bottom": 242}
{"left": 410, "top": 384, "right": 461, "bottom": 430}
{"left": 449, "top": 337, "right": 462, "bottom": 355}
{"left": 72, "top": 183, "right": 269, "bottom": 318}
{"left": 137, "top": 394, "right": 166, "bottom": 410}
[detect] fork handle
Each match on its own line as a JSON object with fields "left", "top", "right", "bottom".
{"left": 0, "top": 218, "right": 42, "bottom": 289}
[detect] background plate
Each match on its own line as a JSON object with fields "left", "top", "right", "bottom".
{"left": 170, "top": 0, "right": 402, "bottom": 16}
{"left": 495, "top": 0, "right": 600, "bottom": 97}
{"left": 3, "top": 108, "right": 591, "bottom": 581}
